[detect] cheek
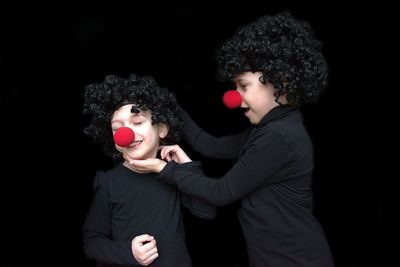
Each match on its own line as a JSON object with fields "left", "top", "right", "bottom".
{"left": 242, "top": 93, "right": 254, "bottom": 106}
{"left": 131, "top": 125, "right": 148, "bottom": 138}
{"left": 239, "top": 92, "right": 247, "bottom": 102}
{"left": 115, "top": 145, "right": 124, "bottom": 153}
{"left": 142, "top": 126, "right": 161, "bottom": 142}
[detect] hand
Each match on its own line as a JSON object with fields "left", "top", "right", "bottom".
{"left": 123, "top": 153, "right": 167, "bottom": 173}
{"left": 160, "top": 145, "right": 192, "bottom": 164}
{"left": 131, "top": 234, "right": 158, "bottom": 266}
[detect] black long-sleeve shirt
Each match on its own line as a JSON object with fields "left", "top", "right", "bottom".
{"left": 160, "top": 105, "right": 334, "bottom": 267}
{"left": 83, "top": 163, "right": 216, "bottom": 267}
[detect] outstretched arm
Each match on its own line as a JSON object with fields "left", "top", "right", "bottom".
{"left": 179, "top": 106, "right": 251, "bottom": 158}
{"left": 126, "top": 131, "right": 293, "bottom": 206}
{"left": 179, "top": 161, "right": 217, "bottom": 219}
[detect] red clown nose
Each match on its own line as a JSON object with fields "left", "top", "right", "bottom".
{"left": 223, "top": 90, "right": 242, "bottom": 109}
{"left": 113, "top": 127, "right": 135, "bottom": 147}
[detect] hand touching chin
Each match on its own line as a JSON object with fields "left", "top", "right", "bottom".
{"left": 123, "top": 153, "right": 167, "bottom": 173}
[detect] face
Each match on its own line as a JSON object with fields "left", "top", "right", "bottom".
{"left": 235, "top": 72, "right": 284, "bottom": 124}
{"left": 111, "top": 104, "right": 168, "bottom": 160}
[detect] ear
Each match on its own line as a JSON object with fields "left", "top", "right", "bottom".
{"left": 158, "top": 123, "right": 169, "bottom": 139}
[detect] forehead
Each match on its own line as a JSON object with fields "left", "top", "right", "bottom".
{"left": 234, "top": 71, "right": 263, "bottom": 82}
{"left": 112, "top": 104, "right": 151, "bottom": 120}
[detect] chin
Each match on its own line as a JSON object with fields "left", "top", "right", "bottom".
{"left": 123, "top": 151, "right": 139, "bottom": 160}
{"left": 247, "top": 117, "right": 257, "bottom": 124}
{"left": 129, "top": 152, "right": 154, "bottom": 160}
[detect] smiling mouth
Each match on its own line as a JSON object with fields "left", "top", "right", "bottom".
{"left": 129, "top": 141, "right": 143, "bottom": 147}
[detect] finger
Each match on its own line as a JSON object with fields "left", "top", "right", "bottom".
{"left": 141, "top": 239, "right": 157, "bottom": 251}
{"left": 142, "top": 252, "right": 159, "bottom": 265}
{"left": 160, "top": 147, "right": 168, "bottom": 159}
{"left": 163, "top": 152, "right": 173, "bottom": 162}
{"left": 134, "top": 234, "right": 154, "bottom": 245}
{"left": 143, "top": 245, "right": 158, "bottom": 258}
{"left": 161, "top": 146, "right": 174, "bottom": 159}
{"left": 128, "top": 159, "right": 142, "bottom": 167}
{"left": 164, "top": 152, "right": 172, "bottom": 162}
{"left": 161, "top": 146, "right": 171, "bottom": 155}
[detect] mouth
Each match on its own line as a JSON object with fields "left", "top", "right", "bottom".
{"left": 128, "top": 140, "right": 143, "bottom": 148}
{"left": 243, "top": 108, "right": 250, "bottom": 116}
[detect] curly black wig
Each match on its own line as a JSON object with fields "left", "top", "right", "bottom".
{"left": 83, "top": 74, "right": 183, "bottom": 157}
{"left": 217, "top": 11, "right": 328, "bottom": 106}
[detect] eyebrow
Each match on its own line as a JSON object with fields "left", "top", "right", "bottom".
{"left": 111, "top": 119, "right": 122, "bottom": 124}
{"left": 235, "top": 80, "right": 250, "bottom": 86}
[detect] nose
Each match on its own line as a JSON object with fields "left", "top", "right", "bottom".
{"left": 113, "top": 127, "right": 135, "bottom": 147}
{"left": 222, "top": 89, "right": 242, "bottom": 109}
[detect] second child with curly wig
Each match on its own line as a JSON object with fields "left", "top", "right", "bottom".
{"left": 82, "top": 74, "right": 216, "bottom": 267}
{"left": 124, "top": 11, "right": 335, "bottom": 267}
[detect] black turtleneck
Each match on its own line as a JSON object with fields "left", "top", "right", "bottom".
{"left": 160, "top": 105, "right": 334, "bottom": 267}
{"left": 83, "top": 163, "right": 216, "bottom": 267}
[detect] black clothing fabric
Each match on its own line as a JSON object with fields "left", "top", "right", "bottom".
{"left": 83, "top": 163, "right": 216, "bottom": 267}
{"left": 160, "top": 105, "right": 334, "bottom": 267}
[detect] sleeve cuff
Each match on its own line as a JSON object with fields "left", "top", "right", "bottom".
{"left": 158, "top": 160, "right": 178, "bottom": 183}
{"left": 158, "top": 161, "right": 202, "bottom": 183}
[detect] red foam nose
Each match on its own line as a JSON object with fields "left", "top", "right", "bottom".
{"left": 223, "top": 90, "right": 242, "bottom": 109}
{"left": 113, "top": 127, "right": 135, "bottom": 147}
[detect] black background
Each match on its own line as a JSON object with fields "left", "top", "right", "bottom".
{"left": 2, "top": 1, "right": 396, "bottom": 267}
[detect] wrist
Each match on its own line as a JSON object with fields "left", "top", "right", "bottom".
{"left": 158, "top": 160, "right": 178, "bottom": 183}
{"left": 157, "top": 160, "right": 167, "bottom": 173}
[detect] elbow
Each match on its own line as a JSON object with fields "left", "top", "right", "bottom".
{"left": 209, "top": 189, "right": 235, "bottom": 207}
{"left": 82, "top": 238, "right": 97, "bottom": 260}
{"left": 83, "top": 241, "right": 92, "bottom": 259}
{"left": 199, "top": 207, "right": 217, "bottom": 220}
{"left": 191, "top": 206, "right": 218, "bottom": 220}
{"left": 208, "top": 208, "right": 217, "bottom": 219}
{"left": 213, "top": 199, "right": 232, "bottom": 207}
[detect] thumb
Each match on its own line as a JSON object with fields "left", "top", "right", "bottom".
{"left": 134, "top": 234, "right": 154, "bottom": 245}
{"left": 128, "top": 159, "right": 143, "bottom": 166}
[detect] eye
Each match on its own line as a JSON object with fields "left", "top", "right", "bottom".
{"left": 132, "top": 119, "right": 145, "bottom": 125}
{"left": 237, "top": 84, "right": 247, "bottom": 92}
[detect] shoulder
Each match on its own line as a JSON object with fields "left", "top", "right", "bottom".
{"left": 103, "top": 163, "right": 125, "bottom": 177}
{"left": 92, "top": 170, "right": 107, "bottom": 192}
{"left": 251, "top": 116, "right": 304, "bottom": 153}
{"left": 255, "top": 126, "right": 291, "bottom": 153}
{"left": 267, "top": 110, "right": 307, "bottom": 139}
{"left": 92, "top": 164, "right": 125, "bottom": 191}
{"left": 263, "top": 111, "right": 312, "bottom": 157}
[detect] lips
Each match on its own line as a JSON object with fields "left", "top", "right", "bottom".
{"left": 128, "top": 140, "right": 143, "bottom": 147}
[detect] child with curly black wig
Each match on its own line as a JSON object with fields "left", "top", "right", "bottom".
{"left": 82, "top": 74, "right": 216, "bottom": 267}
{"left": 124, "top": 11, "right": 334, "bottom": 267}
